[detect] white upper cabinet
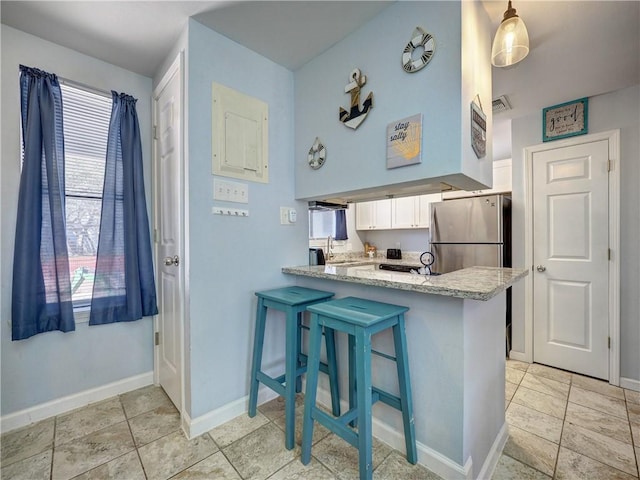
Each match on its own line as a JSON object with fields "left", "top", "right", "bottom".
{"left": 442, "top": 159, "right": 512, "bottom": 199}
{"left": 390, "top": 197, "right": 416, "bottom": 229}
{"left": 391, "top": 194, "right": 441, "bottom": 229}
{"left": 355, "top": 199, "right": 392, "bottom": 230}
{"left": 357, "top": 194, "right": 441, "bottom": 231}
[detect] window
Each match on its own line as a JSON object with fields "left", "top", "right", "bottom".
{"left": 60, "top": 83, "right": 111, "bottom": 306}
{"left": 309, "top": 210, "right": 337, "bottom": 239}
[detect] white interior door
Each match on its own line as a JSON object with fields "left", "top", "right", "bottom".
{"left": 153, "top": 54, "right": 184, "bottom": 409}
{"left": 532, "top": 139, "right": 610, "bottom": 379}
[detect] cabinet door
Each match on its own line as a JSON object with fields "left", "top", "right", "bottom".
{"left": 391, "top": 197, "right": 417, "bottom": 228}
{"left": 356, "top": 201, "right": 375, "bottom": 230}
{"left": 416, "top": 193, "right": 442, "bottom": 228}
{"left": 491, "top": 159, "right": 512, "bottom": 193}
{"left": 373, "top": 199, "right": 392, "bottom": 229}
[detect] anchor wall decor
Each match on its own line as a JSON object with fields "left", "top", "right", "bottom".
{"left": 339, "top": 68, "right": 373, "bottom": 130}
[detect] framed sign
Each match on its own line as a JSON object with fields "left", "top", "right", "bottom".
{"left": 386, "top": 114, "right": 422, "bottom": 169}
{"left": 470, "top": 101, "right": 486, "bottom": 159}
{"left": 543, "top": 97, "right": 588, "bottom": 142}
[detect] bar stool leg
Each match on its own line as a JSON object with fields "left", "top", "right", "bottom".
{"left": 324, "top": 326, "right": 341, "bottom": 417}
{"left": 295, "top": 313, "right": 303, "bottom": 394}
{"left": 355, "top": 329, "right": 373, "bottom": 480}
{"left": 301, "top": 313, "right": 323, "bottom": 465}
{"left": 393, "top": 314, "right": 417, "bottom": 464}
{"left": 249, "top": 298, "right": 267, "bottom": 417}
{"left": 285, "top": 308, "right": 298, "bottom": 450}
{"left": 348, "top": 334, "right": 357, "bottom": 427}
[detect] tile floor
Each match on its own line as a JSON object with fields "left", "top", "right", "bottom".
{"left": 1, "top": 361, "right": 639, "bottom": 479}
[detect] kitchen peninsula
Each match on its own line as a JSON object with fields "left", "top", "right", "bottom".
{"left": 283, "top": 262, "right": 527, "bottom": 479}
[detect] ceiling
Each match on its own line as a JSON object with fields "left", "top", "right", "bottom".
{"left": 2, "top": 1, "right": 639, "bottom": 155}
{"left": 0, "top": 1, "right": 394, "bottom": 75}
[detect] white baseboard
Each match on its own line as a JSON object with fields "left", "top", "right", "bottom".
{"left": 313, "top": 385, "right": 473, "bottom": 480}
{"left": 476, "top": 422, "right": 508, "bottom": 480}
{"left": 620, "top": 377, "right": 640, "bottom": 392}
{"left": 182, "top": 386, "right": 278, "bottom": 439}
{"left": 1, "top": 372, "right": 153, "bottom": 434}
{"left": 507, "top": 350, "right": 528, "bottom": 362}
{"left": 183, "top": 382, "right": 506, "bottom": 479}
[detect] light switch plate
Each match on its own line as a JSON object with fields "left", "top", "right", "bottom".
{"left": 213, "top": 178, "right": 248, "bottom": 203}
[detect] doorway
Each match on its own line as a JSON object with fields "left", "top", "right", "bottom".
{"left": 152, "top": 52, "right": 185, "bottom": 410}
{"left": 523, "top": 130, "right": 620, "bottom": 383}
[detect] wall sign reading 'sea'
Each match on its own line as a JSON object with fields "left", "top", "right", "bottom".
{"left": 308, "top": 137, "right": 326, "bottom": 170}
{"left": 402, "top": 27, "right": 435, "bottom": 73}
{"left": 470, "top": 99, "right": 487, "bottom": 159}
{"left": 339, "top": 68, "right": 373, "bottom": 130}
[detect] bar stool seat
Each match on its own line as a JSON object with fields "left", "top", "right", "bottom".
{"left": 248, "top": 286, "right": 341, "bottom": 450}
{"left": 301, "top": 296, "right": 417, "bottom": 479}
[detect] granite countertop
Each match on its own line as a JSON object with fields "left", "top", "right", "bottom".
{"left": 282, "top": 263, "right": 528, "bottom": 301}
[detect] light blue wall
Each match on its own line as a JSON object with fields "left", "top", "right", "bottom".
{"left": 0, "top": 26, "right": 154, "bottom": 415}
{"left": 294, "top": 2, "right": 466, "bottom": 200}
{"left": 187, "top": 19, "right": 306, "bottom": 418}
{"left": 511, "top": 84, "right": 640, "bottom": 382}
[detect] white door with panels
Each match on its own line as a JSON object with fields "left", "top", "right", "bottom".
{"left": 153, "top": 53, "right": 184, "bottom": 409}
{"left": 532, "top": 139, "right": 610, "bottom": 379}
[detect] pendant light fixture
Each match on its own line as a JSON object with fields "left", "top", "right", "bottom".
{"left": 491, "top": 0, "right": 529, "bottom": 67}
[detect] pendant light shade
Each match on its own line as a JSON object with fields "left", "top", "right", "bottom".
{"left": 491, "top": 1, "right": 529, "bottom": 67}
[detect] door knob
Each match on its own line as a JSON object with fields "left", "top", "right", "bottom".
{"left": 536, "top": 265, "right": 546, "bottom": 272}
{"left": 164, "top": 255, "right": 180, "bottom": 267}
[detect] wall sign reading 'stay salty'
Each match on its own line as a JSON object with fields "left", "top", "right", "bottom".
{"left": 386, "top": 114, "right": 422, "bottom": 169}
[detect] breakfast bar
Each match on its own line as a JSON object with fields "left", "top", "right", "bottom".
{"left": 283, "top": 263, "right": 527, "bottom": 479}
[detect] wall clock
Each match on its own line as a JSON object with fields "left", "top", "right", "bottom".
{"left": 308, "top": 137, "right": 326, "bottom": 169}
{"left": 402, "top": 27, "right": 435, "bottom": 73}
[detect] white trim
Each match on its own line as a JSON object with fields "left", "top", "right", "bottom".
{"left": 313, "top": 386, "right": 473, "bottom": 480}
{"left": 523, "top": 130, "right": 621, "bottom": 384}
{"left": 181, "top": 387, "right": 278, "bottom": 439}
{"left": 476, "top": 423, "right": 509, "bottom": 480}
{"left": 152, "top": 50, "right": 187, "bottom": 418}
{"left": 507, "top": 350, "right": 528, "bottom": 363}
{"left": 606, "top": 131, "right": 621, "bottom": 386}
{"left": 620, "top": 377, "right": 640, "bottom": 392}
{"left": 0, "top": 372, "right": 153, "bottom": 434}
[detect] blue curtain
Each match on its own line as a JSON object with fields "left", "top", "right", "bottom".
{"left": 335, "top": 209, "right": 348, "bottom": 240}
{"left": 89, "top": 92, "right": 158, "bottom": 325}
{"left": 12, "top": 65, "right": 75, "bottom": 340}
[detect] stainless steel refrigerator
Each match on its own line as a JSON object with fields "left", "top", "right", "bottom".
{"left": 430, "top": 194, "right": 512, "bottom": 353}
{"left": 430, "top": 194, "right": 511, "bottom": 275}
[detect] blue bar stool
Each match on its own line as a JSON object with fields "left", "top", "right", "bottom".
{"left": 301, "top": 297, "right": 417, "bottom": 479}
{"left": 248, "top": 286, "right": 341, "bottom": 450}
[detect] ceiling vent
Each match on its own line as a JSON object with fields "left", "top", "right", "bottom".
{"left": 492, "top": 95, "right": 512, "bottom": 114}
